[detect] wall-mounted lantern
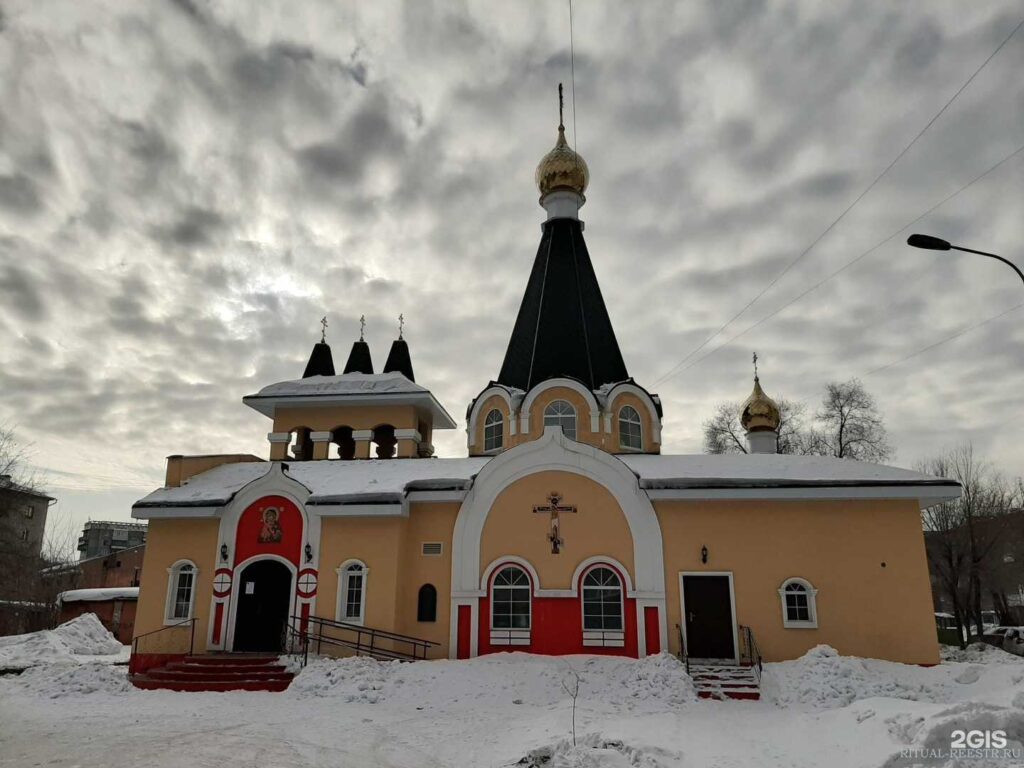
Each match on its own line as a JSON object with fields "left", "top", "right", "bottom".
{"left": 304, "top": 543, "right": 314, "bottom": 563}
{"left": 701, "top": 545, "right": 708, "bottom": 565}
{"left": 220, "top": 543, "right": 229, "bottom": 562}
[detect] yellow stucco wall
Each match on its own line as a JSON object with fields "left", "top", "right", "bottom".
{"left": 133, "top": 518, "right": 219, "bottom": 653}
{"left": 273, "top": 404, "right": 420, "bottom": 435}
{"left": 655, "top": 498, "right": 940, "bottom": 664}
{"left": 480, "top": 470, "right": 635, "bottom": 588}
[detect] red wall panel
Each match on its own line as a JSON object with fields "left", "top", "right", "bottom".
{"left": 233, "top": 495, "right": 303, "bottom": 567}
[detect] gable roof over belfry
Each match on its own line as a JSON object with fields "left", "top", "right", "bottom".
{"left": 497, "top": 217, "right": 628, "bottom": 391}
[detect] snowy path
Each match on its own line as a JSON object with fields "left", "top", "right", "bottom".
{"left": 2, "top": 645, "right": 1024, "bottom": 767}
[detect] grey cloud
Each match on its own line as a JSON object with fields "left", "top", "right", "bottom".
{"left": 0, "top": 173, "right": 40, "bottom": 214}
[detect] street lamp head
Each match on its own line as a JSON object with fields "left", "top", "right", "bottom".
{"left": 907, "top": 234, "right": 952, "bottom": 251}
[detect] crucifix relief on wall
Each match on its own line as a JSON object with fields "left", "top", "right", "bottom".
{"left": 532, "top": 492, "right": 577, "bottom": 554}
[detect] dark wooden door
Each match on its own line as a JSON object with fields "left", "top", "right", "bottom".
{"left": 234, "top": 559, "right": 292, "bottom": 652}
{"left": 682, "top": 575, "right": 735, "bottom": 659}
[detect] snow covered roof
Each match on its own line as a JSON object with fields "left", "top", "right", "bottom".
{"left": 133, "top": 451, "right": 957, "bottom": 516}
{"left": 57, "top": 587, "right": 139, "bottom": 604}
{"left": 133, "top": 458, "right": 491, "bottom": 510}
{"left": 242, "top": 371, "right": 457, "bottom": 428}
{"left": 618, "top": 454, "right": 958, "bottom": 489}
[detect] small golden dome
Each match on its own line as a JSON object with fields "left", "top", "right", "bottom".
{"left": 535, "top": 124, "right": 589, "bottom": 199}
{"left": 741, "top": 376, "right": 781, "bottom": 433}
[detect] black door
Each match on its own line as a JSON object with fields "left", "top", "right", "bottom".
{"left": 682, "top": 575, "right": 735, "bottom": 659}
{"left": 233, "top": 560, "right": 292, "bottom": 652}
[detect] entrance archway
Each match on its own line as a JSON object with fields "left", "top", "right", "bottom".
{"left": 233, "top": 559, "right": 293, "bottom": 652}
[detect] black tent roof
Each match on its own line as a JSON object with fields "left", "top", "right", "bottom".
{"left": 302, "top": 342, "right": 336, "bottom": 378}
{"left": 497, "top": 218, "right": 628, "bottom": 391}
{"left": 383, "top": 338, "right": 415, "bottom": 382}
{"left": 343, "top": 340, "right": 374, "bottom": 374}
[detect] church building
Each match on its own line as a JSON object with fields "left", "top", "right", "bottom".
{"left": 129, "top": 105, "right": 959, "bottom": 674}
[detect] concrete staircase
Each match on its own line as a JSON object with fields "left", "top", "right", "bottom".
{"left": 690, "top": 663, "right": 761, "bottom": 701}
{"left": 130, "top": 654, "right": 294, "bottom": 692}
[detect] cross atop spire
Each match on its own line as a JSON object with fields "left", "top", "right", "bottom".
{"left": 558, "top": 82, "right": 564, "bottom": 131}
{"left": 398, "top": 313, "right": 405, "bottom": 340}
{"left": 752, "top": 352, "right": 759, "bottom": 381}
{"left": 320, "top": 315, "right": 328, "bottom": 344}
{"left": 359, "top": 314, "right": 366, "bottom": 341}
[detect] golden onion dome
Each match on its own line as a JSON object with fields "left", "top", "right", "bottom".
{"left": 535, "top": 124, "right": 589, "bottom": 199}
{"left": 740, "top": 376, "right": 781, "bottom": 433}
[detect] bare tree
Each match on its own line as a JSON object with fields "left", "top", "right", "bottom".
{"left": 702, "top": 398, "right": 807, "bottom": 455}
{"left": 561, "top": 668, "right": 581, "bottom": 747}
{"left": 920, "top": 444, "right": 1015, "bottom": 640}
{"left": 807, "top": 379, "right": 892, "bottom": 462}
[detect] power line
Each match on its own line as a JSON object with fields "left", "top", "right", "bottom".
{"left": 654, "top": 15, "right": 1024, "bottom": 386}
{"left": 863, "top": 302, "right": 1024, "bottom": 377}
{"left": 661, "top": 141, "right": 1024, "bottom": 378}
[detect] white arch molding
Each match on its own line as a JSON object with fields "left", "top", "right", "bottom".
{"left": 466, "top": 386, "right": 518, "bottom": 450}
{"left": 520, "top": 378, "right": 601, "bottom": 435}
{"left": 603, "top": 383, "right": 662, "bottom": 444}
{"left": 223, "top": 553, "right": 298, "bottom": 652}
{"left": 449, "top": 427, "right": 667, "bottom": 657}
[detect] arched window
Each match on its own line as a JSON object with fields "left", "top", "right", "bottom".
{"left": 289, "top": 427, "right": 313, "bottom": 461}
{"left": 582, "top": 566, "right": 623, "bottom": 631}
{"left": 332, "top": 426, "right": 355, "bottom": 460}
{"left": 338, "top": 561, "right": 368, "bottom": 625}
{"left": 373, "top": 425, "right": 396, "bottom": 459}
{"left": 543, "top": 400, "right": 577, "bottom": 440}
{"left": 779, "top": 578, "right": 818, "bottom": 628}
{"left": 491, "top": 566, "right": 531, "bottom": 630}
{"left": 618, "top": 405, "right": 643, "bottom": 451}
{"left": 484, "top": 409, "right": 504, "bottom": 452}
{"left": 165, "top": 560, "right": 197, "bottom": 623}
{"left": 417, "top": 584, "right": 437, "bottom": 622}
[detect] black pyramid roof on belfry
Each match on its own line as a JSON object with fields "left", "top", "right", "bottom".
{"left": 383, "top": 338, "right": 415, "bottom": 382}
{"left": 497, "top": 218, "right": 629, "bottom": 391}
{"left": 302, "top": 342, "right": 336, "bottom": 378}
{"left": 343, "top": 340, "right": 374, "bottom": 374}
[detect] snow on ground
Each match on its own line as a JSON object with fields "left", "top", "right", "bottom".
{"left": 0, "top": 613, "right": 128, "bottom": 670}
{"left": 2, "top": 641, "right": 1024, "bottom": 767}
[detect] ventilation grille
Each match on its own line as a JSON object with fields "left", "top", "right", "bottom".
{"left": 421, "top": 542, "right": 443, "bottom": 556}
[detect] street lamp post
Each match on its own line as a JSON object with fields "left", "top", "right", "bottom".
{"left": 907, "top": 233, "right": 1024, "bottom": 287}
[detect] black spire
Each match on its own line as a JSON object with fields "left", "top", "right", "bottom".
{"left": 497, "top": 218, "right": 628, "bottom": 391}
{"left": 302, "top": 342, "right": 336, "bottom": 378}
{"left": 383, "top": 338, "right": 415, "bottom": 382}
{"left": 343, "top": 340, "right": 374, "bottom": 374}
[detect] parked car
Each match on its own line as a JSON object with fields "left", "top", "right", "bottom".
{"left": 981, "top": 626, "right": 1024, "bottom": 656}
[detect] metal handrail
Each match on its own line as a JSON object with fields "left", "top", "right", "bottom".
{"left": 287, "top": 614, "right": 438, "bottom": 666}
{"left": 738, "top": 624, "right": 763, "bottom": 683}
{"left": 676, "top": 623, "right": 690, "bottom": 676}
{"left": 131, "top": 617, "right": 196, "bottom": 657}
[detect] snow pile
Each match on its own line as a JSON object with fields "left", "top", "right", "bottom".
{"left": 289, "top": 652, "right": 696, "bottom": 711}
{"left": 762, "top": 645, "right": 952, "bottom": 709}
{"left": 0, "top": 613, "right": 124, "bottom": 670}
{"left": 519, "top": 733, "right": 672, "bottom": 767}
{"left": 941, "top": 641, "right": 1024, "bottom": 664}
{"left": 7, "top": 662, "right": 132, "bottom": 698}
{"left": 880, "top": 701, "right": 1024, "bottom": 766}
{"left": 289, "top": 655, "right": 398, "bottom": 702}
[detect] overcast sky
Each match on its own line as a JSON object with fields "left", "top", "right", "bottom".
{"left": 1, "top": 0, "right": 1021, "bottom": 538}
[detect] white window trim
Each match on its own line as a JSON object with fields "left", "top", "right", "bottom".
{"left": 337, "top": 559, "right": 368, "bottom": 626}
{"left": 490, "top": 564, "right": 532, "bottom": 644}
{"left": 617, "top": 405, "right": 643, "bottom": 451}
{"left": 543, "top": 400, "right": 577, "bottom": 441}
{"left": 483, "top": 409, "right": 504, "bottom": 453}
{"left": 779, "top": 577, "right": 818, "bottom": 629}
{"left": 580, "top": 564, "right": 626, "bottom": 647}
{"left": 164, "top": 559, "right": 198, "bottom": 625}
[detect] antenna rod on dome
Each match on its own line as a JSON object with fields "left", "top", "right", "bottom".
{"left": 558, "top": 83, "right": 564, "bottom": 130}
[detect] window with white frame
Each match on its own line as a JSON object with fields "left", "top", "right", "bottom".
{"left": 166, "top": 561, "right": 196, "bottom": 622}
{"left": 339, "top": 561, "right": 367, "bottom": 624}
{"left": 543, "top": 400, "right": 577, "bottom": 440}
{"left": 582, "top": 567, "right": 623, "bottom": 631}
{"left": 491, "top": 565, "right": 531, "bottom": 630}
{"left": 618, "top": 405, "right": 643, "bottom": 450}
{"left": 779, "top": 578, "right": 818, "bottom": 628}
{"left": 484, "top": 409, "right": 504, "bottom": 452}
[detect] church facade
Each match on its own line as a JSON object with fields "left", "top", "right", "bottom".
{"left": 129, "top": 112, "right": 959, "bottom": 672}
